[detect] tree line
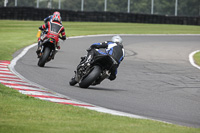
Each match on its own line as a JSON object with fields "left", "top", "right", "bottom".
{"left": 1, "top": 0, "right": 199, "bottom": 16}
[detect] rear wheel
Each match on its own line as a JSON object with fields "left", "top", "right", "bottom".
{"left": 38, "top": 47, "right": 51, "bottom": 67}
{"left": 79, "top": 65, "right": 101, "bottom": 88}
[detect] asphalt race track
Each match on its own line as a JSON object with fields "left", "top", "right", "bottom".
{"left": 14, "top": 35, "right": 200, "bottom": 127}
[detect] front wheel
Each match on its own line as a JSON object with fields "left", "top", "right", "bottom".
{"left": 38, "top": 47, "right": 51, "bottom": 67}
{"left": 79, "top": 65, "right": 101, "bottom": 88}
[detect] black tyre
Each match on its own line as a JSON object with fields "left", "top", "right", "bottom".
{"left": 38, "top": 47, "right": 51, "bottom": 67}
{"left": 69, "top": 77, "right": 77, "bottom": 86}
{"left": 79, "top": 65, "right": 101, "bottom": 88}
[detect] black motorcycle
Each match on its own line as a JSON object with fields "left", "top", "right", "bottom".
{"left": 69, "top": 53, "right": 118, "bottom": 88}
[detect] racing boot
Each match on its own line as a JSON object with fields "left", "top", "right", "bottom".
{"left": 69, "top": 71, "right": 78, "bottom": 86}
{"left": 51, "top": 50, "right": 58, "bottom": 60}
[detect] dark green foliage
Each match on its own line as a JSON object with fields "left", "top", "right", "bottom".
{"left": 0, "top": 0, "right": 199, "bottom": 16}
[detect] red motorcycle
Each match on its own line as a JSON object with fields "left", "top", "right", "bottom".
{"left": 37, "top": 32, "right": 61, "bottom": 67}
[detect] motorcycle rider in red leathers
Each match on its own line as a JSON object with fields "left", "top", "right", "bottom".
{"left": 44, "top": 11, "right": 62, "bottom": 24}
{"left": 36, "top": 11, "right": 66, "bottom": 58}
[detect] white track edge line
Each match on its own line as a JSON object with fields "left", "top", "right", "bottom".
{"left": 189, "top": 50, "right": 200, "bottom": 70}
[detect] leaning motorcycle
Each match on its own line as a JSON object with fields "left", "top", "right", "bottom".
{"left": 69, "top": 52, "right": 118, "bottom": 88}
{"left": 37, "top": 32, "right": 60, "bottom": 67}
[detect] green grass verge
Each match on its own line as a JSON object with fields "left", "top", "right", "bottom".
{"left": 0, "top": 84, "right": 199, "bottom": 133}
{"left": 193, "top": 51, "right": 200, "bottom": 66}
{"left": 0, "top": 20, "right": 200, "bottom": 132}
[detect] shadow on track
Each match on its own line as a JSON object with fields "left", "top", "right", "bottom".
{"left": 72, "top": 85, "right": 125, "bottom": 92}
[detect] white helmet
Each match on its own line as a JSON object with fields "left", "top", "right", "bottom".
{"left": 111, "top": 35, "right": 123, "bottom": 46}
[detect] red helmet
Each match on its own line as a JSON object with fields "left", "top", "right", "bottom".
{"left": 53, "top": 11, "right": 60, "bottom": 16}
{"left": 52, "top": 11, "right": 61, "bottom": 23}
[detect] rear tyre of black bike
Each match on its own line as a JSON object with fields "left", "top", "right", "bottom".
{"left": 79, "top": 65, "right": 101, "bottom": 88}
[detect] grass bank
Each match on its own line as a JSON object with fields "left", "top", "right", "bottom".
{"left": 193, "top": 51, "right": 200, "bottom": 66}
{"left": 0, "top": 20, "right": 200, "bottom": 132}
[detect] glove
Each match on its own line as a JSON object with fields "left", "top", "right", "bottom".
{"left": 39, "top": 26, "right": 43, "bottom": 31}
{"left": 60, "top": 36, "right": 66, "bottom": 40}
{"left": 90, "top": 45, "right": 98, "bottom": 49}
